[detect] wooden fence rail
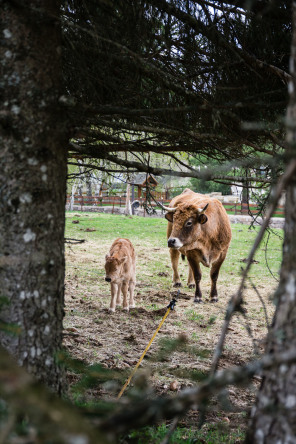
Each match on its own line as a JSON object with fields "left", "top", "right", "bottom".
{"left": 66, "top": 195, "right": 284, "bottom": 217}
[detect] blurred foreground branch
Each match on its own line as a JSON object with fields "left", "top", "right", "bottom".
{"left": 210, "top": 158, "right": 296, "bottom": 375}
{"left": 2, "top": 338, "right": 296, "bottom": 440}
{"left": 69, "top": 144, "right": 275, "bottom": 186}
{"left": 0, "top": 347, "right": 109, "bottom": 443}
{"left": 100, "top": 347, "right": 296, "bottom": 435}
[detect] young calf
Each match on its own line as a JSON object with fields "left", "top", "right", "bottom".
{"left": 104, "top": 238, "right": 136, "bottom": 312}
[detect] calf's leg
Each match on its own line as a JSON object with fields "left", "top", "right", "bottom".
{"left": 121, "top": 281, "right": 129, "bottom": 310}
{"left": 109, "top": 283, "right": 118, "bottom": 312}
{"left": 116, "top": 283, "right": 122, "bottom": 306}
{"left": 187, "top": 251, "right": 202, "bottom": 303}
{"left": 129, "top": 280, "right": 136, "bottom": 308}
{"left": 170, "top": 248, "right": 182, "bottom": 287}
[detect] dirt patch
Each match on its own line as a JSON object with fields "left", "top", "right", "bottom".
{"left": 63, "top": 239, "right": 276, "bottom": 437}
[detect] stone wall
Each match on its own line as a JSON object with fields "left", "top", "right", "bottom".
{"left": 228, "top": 215, "right": 284, "bottom": 229}
{"left": 67, "top": 205, "right": 284, "bottom": 229}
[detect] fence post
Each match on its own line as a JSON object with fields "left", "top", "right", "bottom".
{"left": 241, "top": 202, "right": 247, "bottom": 215}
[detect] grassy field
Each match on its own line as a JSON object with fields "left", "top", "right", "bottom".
{"left": 64, "top": 212, "right": 283, "bottom": 443}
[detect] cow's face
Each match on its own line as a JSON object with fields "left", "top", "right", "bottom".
{"left": 166, "top": 204, "right": 208, "bottom": 249}
{"left": 104, "top": 254, "right": 127, "bottom": 282}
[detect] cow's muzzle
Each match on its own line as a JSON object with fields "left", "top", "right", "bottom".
{"left": 168, "top": 237, "right": 183, "bottom": 248}
{"left": 105, "top": 277, "right": 111, "bottom": 282}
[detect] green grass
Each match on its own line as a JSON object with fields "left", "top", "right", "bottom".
{"left": 185, "top": 309, "right": 204, "bottom": 322}
{"left": 224, "top": 225, "right": 282, "bottom": 286}
{"left": 66, "top": 212, "right": 168, "bottom": 245}
{"left": 65, "top": 212, "right": 283, "bottom": 288}
{"left": 127, "top": 423, "right": 245, "bottom": 443}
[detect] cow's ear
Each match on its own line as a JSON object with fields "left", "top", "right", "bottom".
{"left": 198, "top": 214, "right": 208, "bottom": 225}
{"left": 105, "top": 254, "right": 110, "bottom": 260}
{"left": 120, "top": 256, "right": 128, "bottom": 264}
{"left": 165, "top": 212, "right": 174, "bottom": 223}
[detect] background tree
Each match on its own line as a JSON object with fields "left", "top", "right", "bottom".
{"left": 189, "top": 157, "right": 232, "bottom": 195}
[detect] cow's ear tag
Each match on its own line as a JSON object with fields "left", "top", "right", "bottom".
{"left": 198, "top": 214, "right": 208, "bottom": 225}
{"left": 165, "top": 212, "right": 174, "bottom": 223}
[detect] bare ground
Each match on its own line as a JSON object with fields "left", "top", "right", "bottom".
{"left": 63, "top": 239, "right": 276, "bottom": 439}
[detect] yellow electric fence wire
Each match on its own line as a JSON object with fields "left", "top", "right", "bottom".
{"left": 117, "top": 306, "right": 172, "bottom": 399}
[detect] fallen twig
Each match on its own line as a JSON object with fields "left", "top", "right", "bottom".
{"left": 65, "top": 238, "right": 86, "bottom": 244}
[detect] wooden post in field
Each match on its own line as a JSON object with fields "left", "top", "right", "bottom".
{"left": 125, "top": 183, "right": 132, "bottom": 216}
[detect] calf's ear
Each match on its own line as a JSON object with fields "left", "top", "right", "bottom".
{"left": 198, "top": 214, "right": 208, "bottom": 224}
{"left": 119, "top": 256, "right": 128, "bottom": 264}
{"left": 105, "top": 254, "right": 110, "bottom": 260}
{"left": 165, "top": 213, "right": 174, "bottom": 223}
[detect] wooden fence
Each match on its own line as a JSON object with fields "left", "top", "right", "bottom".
{"left": 223, "top": 202, "right": 284, "bottom": 217}
{"left": 66, "top": 195, "right": 284, "bottom": 217}
{"left": 67, "top": 195, "right": 126, "bottom": 207}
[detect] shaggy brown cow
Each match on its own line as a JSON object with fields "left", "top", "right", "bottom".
{"left": 104, "top": 238, "right": 136, "bottom": 312}
{"left": 160, "top": 188, "right": 231, "bottom": 303}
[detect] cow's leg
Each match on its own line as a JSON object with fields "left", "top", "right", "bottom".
{"left": 187, "top": 263, "right": 195, "bottom": 289}
{"left": 210, "top": 253, "right": 226, "bottom": 302}
{"left": 129, "top": 280, "right": 136, "bottom": 308}
{"left": 109, "top": 283, "right": 118, "bottom": 312}
{"left": 187, "top": 251, "right": 202, "bottom": 303}
{"left": 116, "top": 283, "right": 122, "bottom": 306}
{"left": 170, "top": 248, "right": 182, "bottom": 287}
{"left": 121, "top": 281, "right": 129, "bottom": 310}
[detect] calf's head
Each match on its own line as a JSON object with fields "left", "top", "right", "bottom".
{"left": 104, "top": 254, "right": 127, "bottom": 282}
{"left": 165, "top": 203, "right": 208, "bottom": 249}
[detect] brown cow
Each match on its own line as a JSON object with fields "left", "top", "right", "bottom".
{"left": 160, "top": 188, "right": 231, "bottom": 303}
{"left": 104, "top": 238, "right": 136, "bottom": 312}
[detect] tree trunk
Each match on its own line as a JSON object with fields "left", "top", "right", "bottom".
{"left": 246, "top": 5, "right": 296, "bottom": 442}
{"left": 0, "top": 1, "right": 67, "bottom": 393}
{"left": 86, "top": 173, "right": 92, "bottom": 196}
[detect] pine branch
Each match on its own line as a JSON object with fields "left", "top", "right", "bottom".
{"left": 69, "top": 144, "right": 275, "bottom": 185}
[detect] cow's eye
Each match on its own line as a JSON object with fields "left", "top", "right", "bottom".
{"left": 185, "top": 220, "right": 192, "bottom": 228}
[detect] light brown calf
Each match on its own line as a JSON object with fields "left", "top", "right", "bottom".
{"left": 104, "top": 238, "right": 136, "bottom": 312}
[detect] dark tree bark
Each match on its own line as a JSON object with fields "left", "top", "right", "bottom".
{"left": 246, "top": 4, "right": 296, "bottom": 443}
{"left": 0, "top": 1, "right": 68, "bottom": 393}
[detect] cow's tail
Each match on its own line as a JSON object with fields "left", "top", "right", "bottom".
{"left": 181, "top": 254, "right": 186, "bottom": 261}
